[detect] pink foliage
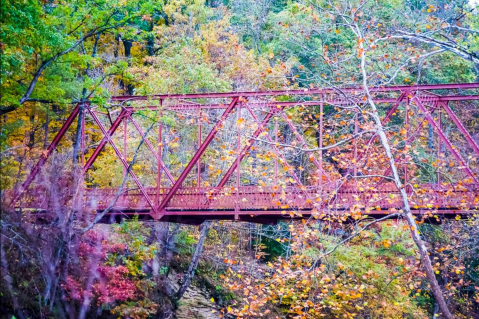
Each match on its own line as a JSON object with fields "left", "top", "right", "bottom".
{"left": 62, "top": 275, "right": 85, "bottom": 301}
{"left": 64, "top": 230, "right": 138, "bottom": 306}
{"left": 95, "top": 266, "right": 137, "bottom": 304}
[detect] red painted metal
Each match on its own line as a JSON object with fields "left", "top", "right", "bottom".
{"left": 360, "top": 93, "right": 406, "bottom": 160}
{"left": 413, "top": 97, "right": 479, "bottom": 186}
{"left": 123, "top": 114, "right": 127, "bottom": 177}
{"left": 274, "top": 120, "right": 278, "bottom": 184}
{"left": 378, "top": 99, "right": 443, "bottom": 181}
{"left": 437, "top": 106, "right": 442, "bottom": 185}
{"left": 243, "top": 104, "right": 304, "bottom": 187}
{"left": 405, "top": 102, "right": 410, "bottom": 185}
{"left": 156, "top": 103, "right": 163, "bottom": 207}
{"left": 10, "top": 83, "right": 479, "bottom": 224}
{"left": 126, "top": 113, "right": 175, "bottom": 184}
{"left": 124, "top": 94, "right": 479, "bottom": 112}
{"left": 10, "top": 103, "right": 81, "bottom": 206}
{"left": 87, "top": 108, "right": 158, "bottom": 213}
{"left": 354, "top": 111, "right": 358, "bottom": 176}
{"left": 441, "top": 102, "right": 479, "bottom": 157}
{"left": 235, "top": 105, "right": 241, "bottom": 219}
{"left": 215, "top": 107, "right": 280, "bottom": 189}
{"left": 319, "top": 101, "right": 324, "bottom": 186}
{"left": 280, "top": 111, "right": 331, "bottom": 182}
{"left": 83, "top": 110, "right": 126, "bottom": 172}
{"left": 81, "top": 108, "right": 85, "bottom": 167}
{"left": 111, "top": 82, "right": 479, "bottom": 101}
{"left": 197, "top": 109, "right": 202, "bottom": 187}
{"left": 11, "top": 184, "right": 477, "bottom": 223}
{"left": 156, "top": 97, "right": 239, "bottom": 215}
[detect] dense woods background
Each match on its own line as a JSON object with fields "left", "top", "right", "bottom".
{"left": 1, "top": 0, "right": 479, "bottom": 318}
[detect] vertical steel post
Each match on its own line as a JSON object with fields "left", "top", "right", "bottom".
{"left": 353, "top": 110, "right": 358, "bottom": 177}
{"left": 81, "top": 109, "right": 85, "bottom": 167}
{"left": 274, "top": 119, "right": 278, "bottom": 185}
{"left": 319, "top": 101, "right": 323, "bottom": 186}
{"left": 197, "top": 108, "right": 202, "bottom": 188}
{"left": 126, "top": 113, "right": 174, "bottom": 183}
{"left": 404, "top": 100, "right": 409, "bottom": 185}
{"left": 157, "top": 100, "right": 163, "bottom": 207}
{"left": 437, "top": 106, "right": 442, "bottom": 185}
{"left": 236, "top": 105, "right": 241, "bottom": 220}
{"left": 123, "top": 116, "right": 127, "bottom": 178}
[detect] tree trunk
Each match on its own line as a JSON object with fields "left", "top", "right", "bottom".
{"left": 176, "top": 221, "right": 211, "bottom": 300}
{"left": 28, "top": 114, "right": 35, "bottom": 149}
{"left": 122, "top": 39, "right": 134, "bottom": 95}
{"left": 72, "top": 106, "right": 83, "bottom": 165}
{"left": 43, "top": 111, "right": 50, "bottom": 149}
{"left": 1, "top": 236, "right": 26, "bottom": 319}
{"left": 73, "top": 33, "right": 100, "bottom": 165}
{"left": 146, "top": 21, "right": 155, "bottom": 57}
{"left": 356, "top": 26, "right": 454, "bottom": 319}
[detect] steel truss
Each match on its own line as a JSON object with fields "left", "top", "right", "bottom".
{"left": 10, "top": 83, "right": 479, "bottom": 224}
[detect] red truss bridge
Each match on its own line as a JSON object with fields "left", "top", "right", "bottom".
{"left": 8, "top": 83, "right": 479, "bottom": 224}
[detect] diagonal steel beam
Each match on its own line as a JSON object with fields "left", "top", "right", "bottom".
{"left": 10, "top": 103, "right": 82, "bottom": 205}
{"left": 375, "top": 101, "right": 441, "bottom": 187}
{"left": 413, "top": 97, "right": 479, "bottom": 186}
{"left": 215, "top": 107, "right": 282, "bottom": 189}
{"left": 125, "top": 113, "right": 175, "bottom": 184}
{"left": 441, "top": 102, "right": 479, "bottom": 157}
{"left": 279, "top": 111, "right": 331, "bottom": 182}
{"left": 360, "top": 92, "right": 406, "bottom": 157}
{"left": 202, "top": 105, "right": 289, "bottom": 207}
{"left": 244, "top": 104, "right": 304, "bottom": 187}
{"left": 83, "top": 110, "right": 126, "bottom": 173}
{"left": 156, "top": 97, "right": 239, "bottom": 215}
{"left": 87, "top": 108, "right": 157, "bottom": 213}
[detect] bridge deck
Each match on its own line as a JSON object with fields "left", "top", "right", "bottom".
{"left": 13, "top": 183, "right": 479, "bottom": 224}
